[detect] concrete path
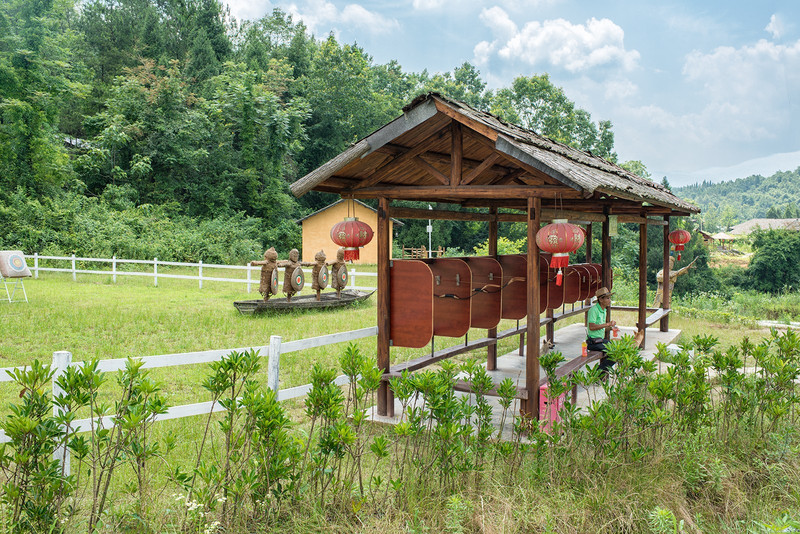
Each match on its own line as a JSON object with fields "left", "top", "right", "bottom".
{"left": 368, "top": 323, "right": 681, "bottom": 438}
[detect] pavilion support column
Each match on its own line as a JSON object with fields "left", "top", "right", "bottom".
{"left": 487, "top": 207, "right": 498, "bottom": 370}
{"left": 602, "top": 208, "right": 612, "bottom": 337}
{"left": 638, "top": 219, "right": 648, "bottom": 347}
{"left": 450, "top": 121, "right": 463, "bottom": 186}
{"left": 584, "top": 223, "right": 593, "bottom": 326}
{"left": 523, "top": 196, "right": 541, "bottom": 418}
{"left": 377, "top": 197, "right": 393, "bottom": 417}
{"left": 661, "top": 216, "right": 671, "bottom": 332}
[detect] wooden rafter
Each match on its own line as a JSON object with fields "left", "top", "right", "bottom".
{"left": 462, "top": 152, "right": 501, "bottom": 186}
{"left": 450, "top": 121, "right": 463, "bottom": 186}
{"left": 349, "top": 184, "right": 584, "bottom": 200}
{"left": 352, "top": 124, "right": 450, "bottom": 191}
{"left": 411, "top": 156, "right": 449, "bottom": 185}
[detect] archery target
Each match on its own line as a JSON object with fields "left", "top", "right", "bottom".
{"left": 290, "top": 266, "right": 305, "bottom": 291}
{"left": 0, "top": 251, "right": 31, "bottom": 279}
{"left": 318, "top": 265, "right": 329, "bottom": 289}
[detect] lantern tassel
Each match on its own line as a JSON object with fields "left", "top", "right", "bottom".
{"left": 344, "top": 248, "right": 359, "bottom": 262}
{"left": 556, "top": 269, "right": 563, "bottom": 286}
{"left": 549, "top": 253, "right": 570, "bottom": 269}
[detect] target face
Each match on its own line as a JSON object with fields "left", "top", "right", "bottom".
{"left": 270, "top": 269, "right": 278, "bottom": 294}
{"left": 290, "top": 266, "right": 305, "bottom": 291}
{"left": 338, "top": 265, "right": 348, "bottom": 286}
{"left": 0, "top": 250, "right": 31, "bottom": 279}
{"left": 318, "top": 265, "right": 329, "bottom": 289}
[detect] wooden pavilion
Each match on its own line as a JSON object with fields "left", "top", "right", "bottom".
{"left": 290, "top": 93, "right": 699, "bottom": 418}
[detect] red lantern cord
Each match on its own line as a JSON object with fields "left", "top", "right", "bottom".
{"left": 535, "top": 219, "right": 585, "bottom": 286}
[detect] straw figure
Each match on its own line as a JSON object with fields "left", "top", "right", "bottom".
{"left": 249, "top": 247, "right": 279, "bottom": 301}
{"left": 329, "top": 247, "right": 347, "bottom": 299}
{"left": 279, "top": 248, "right": 313, "bottom": 302}
{"left": 310, "top": 250, "right": 328, "bottom": 301}
{"left": 653, "top": 256, "right": 697, "bottom": 307}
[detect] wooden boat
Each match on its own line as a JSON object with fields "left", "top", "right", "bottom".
{"left": 234, "top": 289, "right": 375, "bottom": 315}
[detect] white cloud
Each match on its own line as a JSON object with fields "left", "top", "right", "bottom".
{"left": 224, "top": 0, "right": 272, "bottom": 22}
{"left": 411, "top": 0, "right": 561, "bottom": 11}
{"left": 411, "top": 0, "right": 446, "bottom": 9}
{"left": 765, "top": 14, "right": 785, "bottom": 39}
{"left": 475, "top": 10, "right": 640, "bottom": 73}
{"left": 603, "top": 79, "right": 638, "bottom": 100}
{"left": 287, "top": 0, "right": 399, "bottom": 35}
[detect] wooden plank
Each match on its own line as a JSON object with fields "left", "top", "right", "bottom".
{"left": 388, "top": 335, "right": 500, "bottom": 374}
{"left": 525, "top": 196, "right": 541, "bottom": 417}
{"left": 426, "top": 258, "right": 471, "bottom": 338}
{"left": 433, "top": 98, "right": 499, "bottom": 142}
{"left": 646, "top": 308, "right": 670, "bottom": 326}
{"left": 498, "top": 254, "right": 527, "bottom": 320}
{"left": 291, "top": 139, "right": 370, "bottom": 197}
{"left": 487, "top": 208, "right": 498, "bottom": 370}
{"left": 462, "top": 152, "right": 500, "bottom": 186}
{"left": 462, "top": 256, "right": 502, "bottom": 329}
{"left": 389, "top": 260, "right": 433, "bottom": 348}
{"left": 661, "top": 215, "right": 671, "bottom": 332}
{"left": 350, "top": 185, "right": 583, "bottom": 200}
{"left": 412, "top": 156, "right": 449, "bottom": 184}
{"left": 451, "top": 121, "right": 463, "bottom": 186}
{"left": 496, "top": 135, "right": 586, "bottom": 194}
{"left": 353, "top": 124, "right": 450, "bottom": 191}
{"left": 364, "top": 97, "right": 440, "bottom": 156}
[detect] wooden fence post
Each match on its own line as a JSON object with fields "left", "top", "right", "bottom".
{"left": 52, "top": 351, "right": 72, "bottom": 475}
{"left": 349, "top": 268, "right": 356, "bottom": 289}
{"left": 71, "top": 254, "right": 76, "bottom": 282}
{"left": 267, "top": 336, "right": 282, "bottom": 391}
{"left": 199, "top": 260, "right": 203, "bottom": 289}
{"left": 154, "top": 257, "right": 158, "bottom": 287}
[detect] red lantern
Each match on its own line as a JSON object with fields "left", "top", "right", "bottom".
{"left": 669, "top": 229, "right": 691, "bottom": 260}
{"left": 330, "top": 217, "right": 374, "bottom": 262}
{"left": 535, "top": 219, "right": 585, "bottom": 286}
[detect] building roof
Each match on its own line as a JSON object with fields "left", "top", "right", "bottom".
{"left": 290, "top": 93, "right": 698, "bottom": 217}
{"left": 296, "top": 199, "right": 403, "bottom": 225}
{"left": 729, "top": 218, "right": 800, "bottom": 235}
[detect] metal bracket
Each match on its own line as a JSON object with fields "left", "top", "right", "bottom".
{"left": 455, "top": 273, "right": 460, "bottom": 286}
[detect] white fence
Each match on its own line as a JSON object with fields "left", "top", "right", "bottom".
{"left": 24, "top": 253, "right": 377, "bottom": 292}
{"left": 0, "top": 326, "right": 379, "bottom": 473}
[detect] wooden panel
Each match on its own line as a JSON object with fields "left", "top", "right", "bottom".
{"left": 389, "top": 260, "right": 433, "bottom": 348}
{"left": 562, "top": 266, "right": 582, "bottom": 304}
{"left": 424, "top": 258, "right": 471, "bottom": 338}
{"left": 498, "top": 254, "right": 527, "bottom": 320}
{"left": 462, "top": 257, "right": 502, "bottom": 329}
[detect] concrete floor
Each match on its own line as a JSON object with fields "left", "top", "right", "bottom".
{"left": 368, "top": 323, "right": 681, "bottom": 438}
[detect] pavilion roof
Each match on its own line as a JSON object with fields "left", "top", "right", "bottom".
{"left": 290, "top": 93, "right": 698, "bottom": 217}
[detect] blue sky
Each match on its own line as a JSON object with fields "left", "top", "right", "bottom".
{"left": 224, "top": 0, "right": 800, "bottom": 187}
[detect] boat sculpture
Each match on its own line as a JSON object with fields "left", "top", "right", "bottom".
{"left": 234, "top": 289, "right": 374, "bottom": 315}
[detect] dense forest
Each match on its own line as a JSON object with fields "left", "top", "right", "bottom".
{"left": 677, "top": 168, "right": 800, "bottom": 232}
{"left": 1, "top": 0, "right": 631, "bottom": 263}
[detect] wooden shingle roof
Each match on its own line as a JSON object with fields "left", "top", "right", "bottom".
{"left": 290, "top": 93, "right": 698, "bottom": 217}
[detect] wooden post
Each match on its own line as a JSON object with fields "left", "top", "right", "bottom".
{"left": 602, "top": 208, "right": 611, "bottom": 337}
{"left": 487, "top": 207, "right": 498, "bottom": 370}
{"left": 661, "top": 216, "right": 671, "bottom": 331}
{"left": 584, "top": 223, "right": 593, "bottom": 325}
{"left": 267, "top": 335, "right": 282, "bottom": 391}
{"left": 638, "top": 220, "right": 648, "bottom": 347}
{"left": 52, "top": 351, "right": 72, "bottom": 475}
{"left": 524, "top": 196, "right": 541, "bottom": 418}
{"left": 377, "top": 197, "right": 392, "bottom": 417}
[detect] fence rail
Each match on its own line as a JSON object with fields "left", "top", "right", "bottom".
{"left": 1, "top": 325, "right": 379, "bottom": 473}
{"left": 25, "top": 253, "right": 377, "bottom": 292}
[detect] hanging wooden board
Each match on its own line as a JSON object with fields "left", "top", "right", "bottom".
{"left": 389, "top": 260, "right": 433, "bottom": 348}
{"left": 424, "top": 258, "right": 472, "bottom": 338}
{"left": 561, "top": 265, "right": 582, "bottom": 305}
{"left": 498, "top": 255, "right": 528, "bottom": 320}
{"left": 461, "top": 257, "right": 502, "bottom": 329}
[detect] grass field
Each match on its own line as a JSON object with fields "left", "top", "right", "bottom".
{"left": 0, "top": 270, "right": 793, "bottom": 533}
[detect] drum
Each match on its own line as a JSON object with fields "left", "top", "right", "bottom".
{"left": 290, "top": 266, "right": 305, "bottom": 291}
{"left": 318, "top": 265, "right": 329, "bottom": 289}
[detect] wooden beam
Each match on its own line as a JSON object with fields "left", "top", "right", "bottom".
{"left": 487, "top": 207, "right": 498, "bottom": 371}
{"left": 462, "top": 153, "right": 500, "bottom": 186}
{"left": 661, "top": 215, "right": 671, "bottom": 332}
{"left": 353, "top": 124, "right": 449, "bottom": 191}
{"left": 494, "top": 168, "right": 527, "bottom": 185}
{"left": 291, "top": 139, "right": 370, "bottom": 197}
{"left": 376, "top": 143, "right": 518, "bottom": 179}
{"left": 411, "top": 156, "right": 449, "bottom": 185}
{"left": 638, "top": 218, "right": 647, "bottom": 347}
{"left": 602, "top": 206, "right": 612, "bottom": 340}
{"left": 450, "top": 121, "right": 462, "bottom": 186}
{"left": 377, "top": 198, "right": 391, "bottom": 417}
{"left": 524, "top": 196, "right": 541, "bottom": 418}
{"left": 351, "top": 185, "right": 583, "bottom": 200}
{"left": 433, "top": 98, "right": 499, "bottom": 143}
{"left": 617, "top": 215, "right": 669, "bottom": 225}
{"left": 387, "top": 205, "right": 606, "bottom": 223}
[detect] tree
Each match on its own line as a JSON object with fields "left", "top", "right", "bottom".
{"left": 490, "top": 74, "right": 617, "bottom": 160}
{"left": 747, "top": 229, "right": 800, "bottom": 293}
{"left": 620, "top": 160, "right": 651, "bottom": 180}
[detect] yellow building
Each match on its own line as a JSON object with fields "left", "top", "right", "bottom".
{"left": 298, "top": 200, "right": 401, "bottom": 264}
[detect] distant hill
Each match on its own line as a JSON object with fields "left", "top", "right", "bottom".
{"left": 675, "top": 167, "right": 800, "bottom": 231}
